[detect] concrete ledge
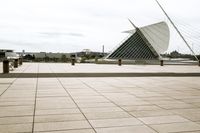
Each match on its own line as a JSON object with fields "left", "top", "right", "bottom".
{"left": 1, "top": 72, "right": 200, "bottom": 78}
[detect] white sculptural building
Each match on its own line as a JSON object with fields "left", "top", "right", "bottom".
{"left": 106, "top": 21, "right": 170, "bottom": 60}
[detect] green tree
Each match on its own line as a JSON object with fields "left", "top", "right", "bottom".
{"left": 61, "top": 54, "right": 67, "bottom": 62}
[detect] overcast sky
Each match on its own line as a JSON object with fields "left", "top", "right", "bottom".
{"left": 0, "top": 0, "right": 200, "bottom": 54}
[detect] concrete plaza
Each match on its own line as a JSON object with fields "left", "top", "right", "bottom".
{"left": 1, "top": 63, "right": 200, "bottom": 74}
{"left": 0, "top": 63, "right": 200, "bottom": 133}
{"left": 0, "top": 63, "right": 200, "bottom": 77}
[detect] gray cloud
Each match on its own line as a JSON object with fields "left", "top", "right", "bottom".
{"left": 39, "top": 32, "right": 84, "bottom": 37}
{"left": 0, "top": 39, "right": 34, "bottom": 46}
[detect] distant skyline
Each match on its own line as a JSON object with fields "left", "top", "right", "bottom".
{"left": 0, "top": 0, "right": 200, "bottom": 54}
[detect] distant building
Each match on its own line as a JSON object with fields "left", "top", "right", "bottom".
{"left": 71, "top": 49, "right": 107, "bottom": 58}
{"left": 0, "top": 49, "right": 18, "bottom": 61}
{"left": 16, "top": 50, "right": 107, "bottom": 62}
{"left": 17, "top": 52, "right": 70, "bottom": 62}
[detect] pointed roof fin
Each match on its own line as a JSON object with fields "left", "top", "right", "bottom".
{"left": 128, "top": 19, "right": 137, "bottom": 29}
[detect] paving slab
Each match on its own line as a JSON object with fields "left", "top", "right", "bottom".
{"left": 34, "top": 121, "right": 92, "bottom": 132}
{"left": 35, "top": 108, "right": 81, "bottom": 116}
{"left": 0, "top": 106, "right": 34, "bottom": 117}
{"left": 81, "top": 107, "right": 123, "bottom": 113}
{"left": 89, "top": 117, "right": 142, "bottom": 128}
{"left": 138, "top": 115, "right": 190, "bottom": 124}
{"left": 35, "top": 129, "right": 96, "bottom": 133}
{"left": 95, "top": 125, "right": 157, "bottom": 133}
{"left": 129, "top": 110, "right": 175, "bottom": 117}
{"left": 0, "top": 116, "right": 33, "bottom": 125}
{"left": 84, "top": 111, "right": 132, "bottom": 120}
{"left": 0, "top": 123, "right": 32, "bottom": 133}
{"left": 121, "top": 105, "right": 162, "bottom": 111}
{"left": 150, "top": 122, "right": 200, "bottom": 133}
{"left": 35, "top": 114, "right": 85, "bottom": 123}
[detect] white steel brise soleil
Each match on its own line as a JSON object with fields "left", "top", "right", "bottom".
{"left": 155, "top": 0, "right": 199, "bottom": 61}
{"left": 128, "top": 19, "right": 161, "bottom": 58}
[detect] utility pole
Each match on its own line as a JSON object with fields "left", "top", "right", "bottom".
{"left": 155, "top": 0, "right": 199, "bottom": 61}
{"left": 102, "top": 45, "right": 104, "bottom": 56}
